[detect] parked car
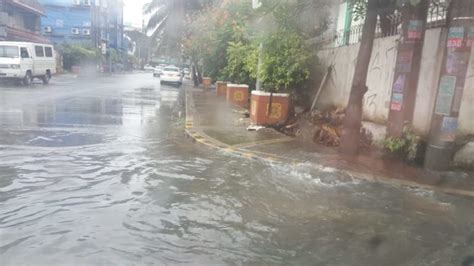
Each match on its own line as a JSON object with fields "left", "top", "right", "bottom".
{"left": 0, "top": 41, "right": 56, "bottom": 85}
{"left": 153, "top": 66, "right": 163, "bottom": 77}
{"left": 160, "top": 66, "right": 183, "bottom": 86}
{"left": 144, "top": 64, "right": 156, "bottom": 72}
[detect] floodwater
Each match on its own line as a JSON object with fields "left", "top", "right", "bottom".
{"left": 1, "top": 73, "right": 473, "bottom": 265}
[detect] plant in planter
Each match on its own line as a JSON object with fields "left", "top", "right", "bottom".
{"left": 380, "top": 126, "right": 426, "bottom": 164}
{"left": 250, "top": 28, "right": 313, "bottom": 126}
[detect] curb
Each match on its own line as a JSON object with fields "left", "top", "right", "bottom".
{"left": 184, "top": 87, "right": 474, "bottom": 198}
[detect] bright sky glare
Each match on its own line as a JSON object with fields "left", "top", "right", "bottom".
{"left": 123, "top": 0, "right": 149, "bottom": 28}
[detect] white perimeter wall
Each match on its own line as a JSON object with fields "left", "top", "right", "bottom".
{"left": 318, "top": 28, "right": 474, "bottom": 136}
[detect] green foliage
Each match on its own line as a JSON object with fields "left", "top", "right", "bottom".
{"left": 222, "top": 41, "right": 258, "bottom": 85}
{"left": 184, "top": 0, "right": 255, "bottom": 81}
{"left": 58, "top": 43, "right": 101, "bottom": 70}
{"left": 259, "top": 29, "right": 312, "bottom": 93}
{"left": 381, "top": 126, "right": 423, "bottom": 161}
{"left": 184, "top": 0, "right": 325, "bottom": 95}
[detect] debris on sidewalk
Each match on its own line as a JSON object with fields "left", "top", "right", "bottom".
{"left": 247, "top": 125, "right": 265, "bottom": 131}
{"left": 277, "top": 106, "right": 372, "bottom": 148}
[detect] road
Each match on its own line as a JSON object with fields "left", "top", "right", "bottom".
{"left": 0, "top": 73, "right": 473, "bottom": 265}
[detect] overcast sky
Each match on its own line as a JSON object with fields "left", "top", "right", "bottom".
{"left": 124, "top": 0, "right": 149, "bottom": 28}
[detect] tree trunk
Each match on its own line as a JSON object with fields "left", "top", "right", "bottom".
{"left": 339, "top": 0, "right": 378, "bottom": 155}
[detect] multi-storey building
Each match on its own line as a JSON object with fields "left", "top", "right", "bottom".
{"left": 38, "top": 0, "right": 124, "bottom": 50}
{"left": 0, "top": 0, "right": 51, "bottom": 43}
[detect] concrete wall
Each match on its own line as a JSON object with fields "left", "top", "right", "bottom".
{"left": 318, "top": 34, "right": 398, "bottom": 123}
{"left": 318, "top": 28, "right": 474, "bottom": 136}
{"left": 412, "top": 28, "right": 446, "bottom": 134}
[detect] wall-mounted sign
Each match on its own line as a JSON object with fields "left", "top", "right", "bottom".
{"left": 390, "top": 93, "right": 403, "bottom": 111}
{"left": 407, "top": 20, "right": 423, "bottom": 41}
{"left": 440, "top": 117, "right": 458, "bottom": 141}
{"left": 435, "top": 76, "right": 457, "bottom": 115}
{"left": 467, "top": 27, "right": 474, "bottom": 47}
{"left": 446, "top": 51, "right": 470, "bottom": 76}
{"left": 101, "top": 43, "right": 107, "bottom": 55}
{"left": 392, "top": 75, "right": 406, "bottom": 93}
{"left": 439, "top": 75, "right": 457, "bottom": 95}
{"left": 447, "top": 27, "right": 464, "bottom": 48}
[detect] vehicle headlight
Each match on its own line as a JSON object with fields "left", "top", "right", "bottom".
{"left": 9, "top": 64, "right": 20, "bottom": 69}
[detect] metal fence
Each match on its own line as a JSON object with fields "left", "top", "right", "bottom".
{"left": 334, "top": 0, "right": 448, "bottom": 47}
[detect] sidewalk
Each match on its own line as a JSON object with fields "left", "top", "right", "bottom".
{"left": 185, "top": 86, "right": 474, "bottom": 197}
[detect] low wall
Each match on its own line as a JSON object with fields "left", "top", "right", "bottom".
{"left": 318, "top": 28, "right": 474, "bottom": 136}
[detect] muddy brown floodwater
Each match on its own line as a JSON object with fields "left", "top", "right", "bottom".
{"left": 1, "top": 73, "right": 474, "bottom": 265}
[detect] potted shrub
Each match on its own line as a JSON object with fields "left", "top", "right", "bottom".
{"left": 250, "top": 29, "right": 312, "bottom": 126}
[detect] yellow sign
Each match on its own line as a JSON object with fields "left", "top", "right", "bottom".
{"left": 234, "top": 91, "right": 244, "bottom": 101}
{"left": 267, "top": 103, "right": 282, "bottom": 119}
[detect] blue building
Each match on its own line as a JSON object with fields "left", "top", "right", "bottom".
{"left": 38, "top": 0, "right": 124, "bottom": 51}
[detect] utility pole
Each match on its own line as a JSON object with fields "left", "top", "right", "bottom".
{"left": 387, "top": 0, "right": 429, "bottom": 137}
{"left": 425, "top": 0, "right": 474, "bottom": 171}
{"left": 253, "top": 0, "right": 262, "bottom": 91}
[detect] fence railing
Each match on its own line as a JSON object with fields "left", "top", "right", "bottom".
{"left": 334, "top": 0, "right": 448, "bottom": 47}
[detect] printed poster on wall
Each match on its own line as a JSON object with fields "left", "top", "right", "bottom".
{"left": 467, "top": 27, "right": 474, "bottom": 47}
{"left": 440, "top": 117, "right": 458, "bottom": 142}
{"left": 435, "top": 76, "right": 457, "bottom": 115}
{"left": 446, "top": 52, "right": 470, "bottom": 76}
{"left": 407, "top": 20, "right": 423, "bottom": 41}
{"left": 392, "top": 75, "right": 406, "bottom": 93}
{"left": 447, "top": 27, "right": 464, "bottom": 48}
{"left": 390, "top": 93, "right": 403, "bottom": 111}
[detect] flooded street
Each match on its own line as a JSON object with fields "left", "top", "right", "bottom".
{"left": 1, "top": 73, "right": 474, "bottom": 265}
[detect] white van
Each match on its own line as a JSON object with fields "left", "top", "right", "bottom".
{"left": 0, "top": 42, "right": 57, "bottom": 85}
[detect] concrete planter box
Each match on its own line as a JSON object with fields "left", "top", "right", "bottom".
{"left": 216, "top": 81, "right": 227, "bottom": 97}
{"left": 226, "top": 84, "right": 249, "bottom": 108}
{"left": 203, "top": 77, "right": 212, "bottom": 88}
{"left": 250, "top": 91, "right": 290, "bottom": 126}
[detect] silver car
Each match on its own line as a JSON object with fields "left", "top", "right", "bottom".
{"left": 160, "top": 66, "right": 183, "bottom": 86}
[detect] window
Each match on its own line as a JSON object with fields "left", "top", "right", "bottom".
{"left": 71, "top": 28, "right": 80, "bottom": 35}
{"left": 35, "top": 46, "right": 44, "bottom": 57}
{"left": 45, "top": 47, "right": 53, "bottom": 58}
{"left": 0, "top": 46, "right": 19, "bottom": 58}
{"left": 20, "top": 48, "right": 29, "bottom": 58}
{"left": 164, "top": 67, "right": 179, "bottom": 72}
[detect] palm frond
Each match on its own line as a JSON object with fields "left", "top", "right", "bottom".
{"left": 147, "top": 8, "right": 169, "bottom": 29}
{"left": 143, "top": 0, "right": 166, "bottom": 14}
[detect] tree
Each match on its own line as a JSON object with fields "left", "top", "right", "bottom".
{"left": 339, "top": 0, "right": 380, "bottom": 155}
{"left": 144, "top": 0, "right": 209, "bottom": 58}
{"left": 339, "top": 0, "right": 428, "bottom": 155}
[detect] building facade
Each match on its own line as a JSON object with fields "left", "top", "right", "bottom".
{"left": 38, "top": 0, "right": 124, "bottom": 51}
{"left": 0, "top": 0, "right": 51, "bottom": 43}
